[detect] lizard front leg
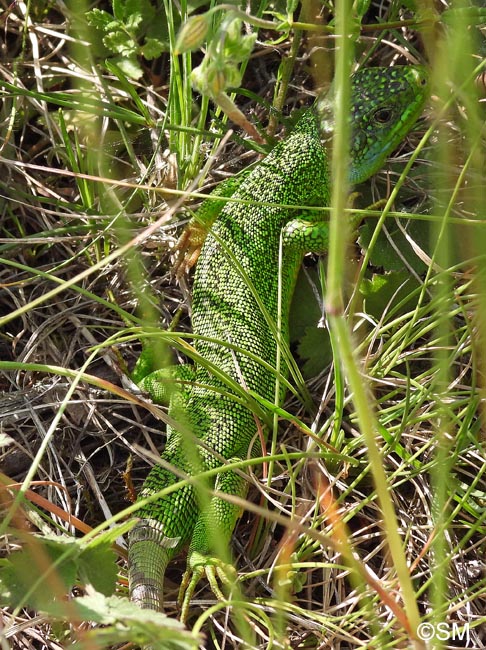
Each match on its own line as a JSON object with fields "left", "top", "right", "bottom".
{"left": 174, "top": 172, "right": 252, "bottom": 275}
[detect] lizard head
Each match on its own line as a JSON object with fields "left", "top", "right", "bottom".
{"left": 316, "top": 65, "right": 429, "bottom": 185}
{"left": 349, "top": 65, "right": 429, "bottom": 184}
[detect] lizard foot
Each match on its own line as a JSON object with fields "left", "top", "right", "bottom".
{"left": 173, "top": 220, "right": 208, "bottom": 277}
{"left": 178, "top": 551, "right": 237, "bottom": 624}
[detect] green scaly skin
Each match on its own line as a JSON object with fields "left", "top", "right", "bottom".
{"left": 128, "top": 66, "right": 429, "bottom": 619}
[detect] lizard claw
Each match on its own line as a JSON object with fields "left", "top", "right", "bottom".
{"left": 178, "top": 553, "right": 237, "bottom": 624}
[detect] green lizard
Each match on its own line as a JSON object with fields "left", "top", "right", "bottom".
{"left": 128, "top": 66, "right": 429, "bottom": 620}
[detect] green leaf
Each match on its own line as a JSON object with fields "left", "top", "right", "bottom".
{"left": 0, "top": 531, "right": 123, "bottom": 610}
{"left": 298, "top": 325, "right": 332, "bottom": 378}
{"left": 289, "top": 266, "right": 323, "bottom": 342}
{"left": 141, "top": 37, "right": 166, "bottom": 60}
{"left": 126, "top": 0, "right": 156, "bottom": 24}
{"left": 112, "top": 0, "right": 124, "bottom": 20}
{"left": 355, "top": 0, "right": 372, "bottom": 18}
{"left": 146, "top": 11, "right": 171, "bottom": 46}
{"left": 79, "top": 544, "right": 118, "bottom": 596}
{"left": 360, "top": 270, "right": 421, "bottom": 320}
{"left": 0, "top": 560, "right": 22, "bottom": 607}
{"left": 0, "top": 536, "right": 79, "bottom": 609}
{"left": 358, "top": 219, "right": 429, "bottom": 274}
{"left": 45, "top": 592, "right": 200, "bottom": 649}
{"left": 70, "top": 592, "right": 186, "bottom": 625}
{"left": 442, "top": 7, "right": 486, "bottom": 26}
{"left": 113, "top": 55, "right": 144, "bottom": 80}
{"left": 103, "top": 31, "right": 137, "bottom": 57}
{"left": 86, "top": 8, "right": 113, "bottom": 30}
{"left": 125, "top": 12, "right": 144, "bottom": 33}
{"left": 286, "top": 0, "right": 300, "bottom": 14}
{"left": 88, "top": 519, "right": 137, "bottom": 547}
{"left": 289, "top": 266, "right": 332, "bottom": 378}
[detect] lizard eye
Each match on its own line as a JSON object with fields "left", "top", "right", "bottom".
{"left": 373, "top": 107, "right": 393, "bottom": 124}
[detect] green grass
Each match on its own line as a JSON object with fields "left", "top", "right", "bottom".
{"left": 1, "top": 1, "right": 486, "bottom": 649}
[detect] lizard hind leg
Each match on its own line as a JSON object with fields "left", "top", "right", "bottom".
{"left": 178, "top": 459, "right": 249, "bottom": 623}
{"left": 128, "top": 361, "right": 199, "bottom": 612}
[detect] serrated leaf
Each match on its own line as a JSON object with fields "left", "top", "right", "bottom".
{"left": 72, "top": 592, "right": 187, "bottom": 625}
{"left": 141, "top": 37, "right": 166, "bottom": 60}
{"left": 125, "top": 12, "right": 144, "bottom": 33}
{"left": 360, "top": 270, "right": 420, "bottom": 320}
{"left": 358, "top": 219, "right": 429, "bottom": 274}
{"left": 103, "top": 31, "right": 137, "bottom": 57}
{"left": 45, "top": 592, "right": 199, "bottom": 649}
{"left": 105, "top": 18, "right": 123, "bottom": 33}
{"left": 86, "top": 8, "right": 114, "bottom": 30}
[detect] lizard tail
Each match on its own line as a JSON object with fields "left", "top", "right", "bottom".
{"left": 128, "top": 518, "right": 180, "bottom": 611}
